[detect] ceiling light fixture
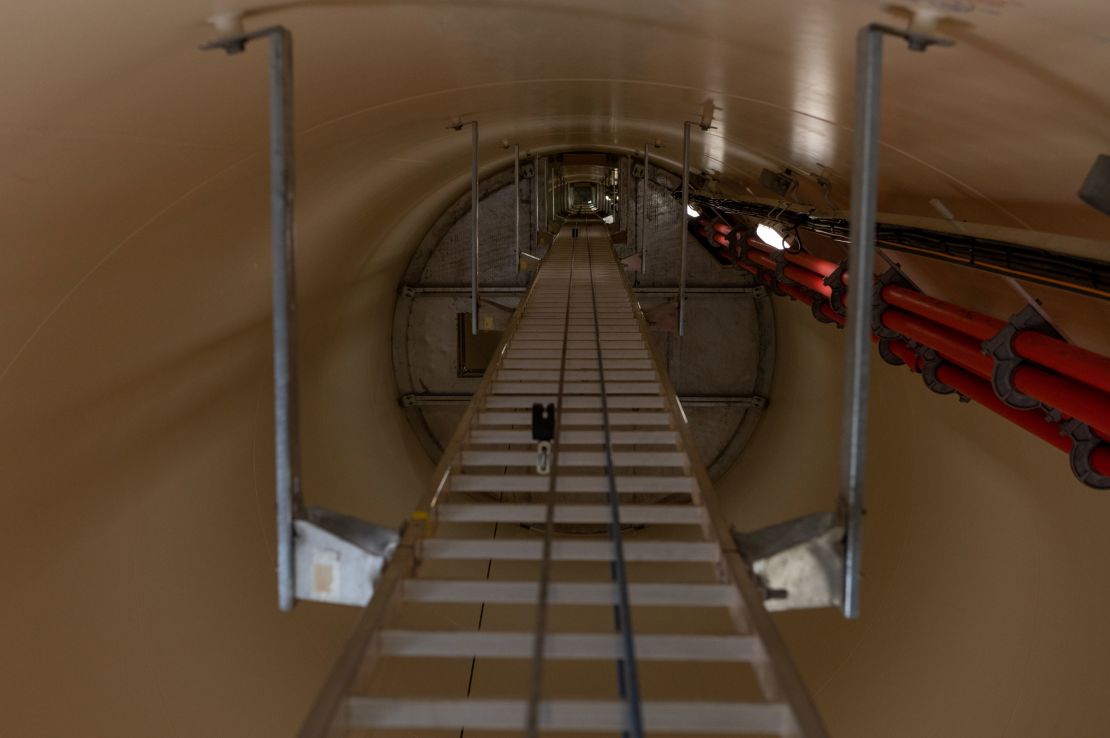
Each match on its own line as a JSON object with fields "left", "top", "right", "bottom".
{"left": 756, "top": 223, "right": 789, "bottom": 250}
{"left": 686, "top": 204, "right": 701, "bottom": 218}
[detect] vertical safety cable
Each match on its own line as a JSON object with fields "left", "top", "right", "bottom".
{"left": 525, "top": 233, "right": 576, "bottom": 736}
{"left": 586, "top": 226, "right": 645, "bottom": 738}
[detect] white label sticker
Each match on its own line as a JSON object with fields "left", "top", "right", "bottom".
{"left": 312, "top": 549, "right": 340, "bottom": 598}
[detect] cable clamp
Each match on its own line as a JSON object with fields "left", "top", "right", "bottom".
{"left": 983, "top": 304, "right": 1062, "bottom": 411}
{"left": 914, "top": 346, "right": 956, "bottom": 396}
{"left": 1060, "top": 419, "right": 1110, "bottom": 490}
{"left": 823, "top": 260, "right": 848, "bottom": 316}
{"left": 871, "top": 267, "right": 910, "bottom": 340}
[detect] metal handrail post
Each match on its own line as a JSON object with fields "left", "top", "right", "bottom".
{"left": 201, "top": 25, "right": 302, "bottom": 612}
{"left": 840, "top": 26, "right": 882, "bottom": 620}
{"left": 514, "top": 143, "right": 520, "bottom": 267}
{"left": 451, "top": 121, "right": 480, "bottom": 334}
{"left": 679, "top": 121, "right": 692, "bottom": 336}
{"left": 841, "top": 23, "right": 952, "bottom": 619}
{"left": 533, "top": 155, "right": 540, "bottom": 251}
{"left": 640, "top": 143, "right": 649, "bottom": 274}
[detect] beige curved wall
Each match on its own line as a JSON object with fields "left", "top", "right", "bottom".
{"left": 723, "top": 292, "right": 1110, "bottom": 737}
{"left": 3, "top": 1, "right": 1109, "bottom": 736}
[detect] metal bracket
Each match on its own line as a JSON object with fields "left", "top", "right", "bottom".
{"left": 983, "top": 304, "right": 1063, "bottom": 411}
{"left": 1061, "top": 420, "right": 1110, "bottom": 490}
{"left": 1079, "top": 153, "right": 1110, "bottom": 216}
{"left": 294, "top": 507, "right": 399, "bottom": 607}
{"left": 734, "top": 512, "right": 844, "bottom": 611}
{"left": 868, "top": 22, "right": 955, "bottom": 53}
{"left": 642, "top": 300, "right": 679, "bottom": 334}
{"left": 620, "top": 252, "right": 643, "bottom": 273}
{"left": 519, "top": 251, "right": 542, "bottom": 273}
{"left": 199, "top": 25, "right": 283, "bottom": 55}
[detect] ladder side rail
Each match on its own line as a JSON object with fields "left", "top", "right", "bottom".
{"left": 298, "top": 249, "right": 552, "bottom": 738}
{"left": 603, "top": 244, "right": 830, "bottom": 738}
{"left": 428, "top": 261, "right": 551, "bottom": 512}
{"left": 296, "top": 536, "right": 415, "bottom": 738}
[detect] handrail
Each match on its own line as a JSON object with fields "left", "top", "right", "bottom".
{"left": 200, "top": 25, "right": 303, "bottom": 612}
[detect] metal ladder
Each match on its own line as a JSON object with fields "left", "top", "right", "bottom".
{"left": 300, "top": 222, "right": 828, "bottom": 737}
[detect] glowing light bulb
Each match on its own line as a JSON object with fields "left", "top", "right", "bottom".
{"left": 756, "top": 223, "right": 788, "bottom": 250}
{"left": 686, "top": 204, "right": 700, "bottom": 218}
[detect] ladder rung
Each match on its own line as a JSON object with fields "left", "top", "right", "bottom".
{"left": 402, "top": 580, "right": 742, "bottom": 608}
{"left": 503, "top": 358, "right": 652, "bottom": 370}
{"left": 344, "top": 698, "right": 794, "bottom": 734}
{"left": 460, "top": 450, "right": 688, "bottom": 467}
{"left": 562, "top": 370, "right": 658, "bottom": 381}
{"left": 510, "top": 340, "right": 643, "bottom": 351}
{"left": 483, "top": 395, "right": 666, "bottom": 410}
{"left": 378, "top": 630, "right": 756, "bottom": 661}
{"left": 449, "top": 474, "right": 696, "bottom": 494}
{"left": 435, "top": 503, "right": 705, "bottom": 525}
{"left": 495, "top": 369, "right": 658, "bottom": 383}
{"left": 562, "top": 429, "right": 676, "bottom": 444}
{"left": 496, "top": 370, "right": 561, "bottom": 381}
{"left": 476, "top": 411, "right": 671, "bottom": 426}
{"left": 467, "top": 429, "right": 678, "bottom": 445}
{"left": 566, "top": 350, "right": 649, "bottom": 359}
{"left": 421, "top": 539, "right": 720, "bottom": 562}
{"left": 492, "top": 382, "right": 558, "bottom": 394}
{"left": 561, "top": 382, "right": 661, "bottom": 395}
{"left": 563, "top": 411, "right": 672, "bottom": 426}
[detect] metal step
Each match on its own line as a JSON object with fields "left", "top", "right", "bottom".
{"left": 421, "top": 539, "right": 721, "bottom": 562}
{"left": 402, "top": 580, "right": 742, "bottom": 608}
{"left": 484, "top": 395, "right": 666, "bottom": 409}
{"left": 490, "top": 381, "right": 661, "bottom": 395}
{"left": 378, "top": 630, "right": 757, "bottom": 661}
{"left": 448, "top": 474, "right": 696, "bottom": 494}
{"left": 435, "top": 503, "right": 705, "bottom": 525}
{"left": 476, "top": 411, "right": 672, "bottom": 426}
{"left": 467, "top": 429, "right": 678, "bottom": 445}
{"left": 495, "top": 369, "right": 657, "bottom": 382}
{"left": 459, "top": 450, "right": 688, "bottom": 467}
{"left": 344, "top": 698, "right": 795, "bottom": 734}
{"left": 503, "top": 358, "right": 652, "bottom": 370}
